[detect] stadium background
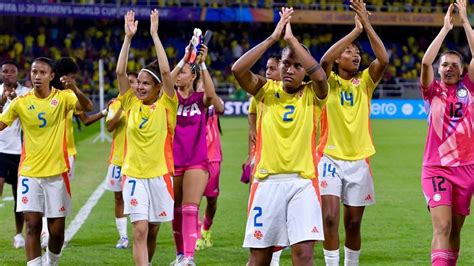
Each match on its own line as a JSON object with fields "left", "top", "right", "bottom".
{"left": 0, "top": 0, "right": 473, "bottom": 265}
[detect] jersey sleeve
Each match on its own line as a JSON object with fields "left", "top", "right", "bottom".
{"left": 248, "top": 97, "right": 257, "bottom": 114}
{"left": 254, "top": 80, "right": 275, "bottom": 102}
{"left": 63, "top": 90, "right": 79, "bottom": 113}
{"left": 106, "top": 100, "right": 122, "bottom": 122}
{"left": 0, "top": 97, "right": 20, "bottom": 126}
{"left": 361, "top": 68, "right": 377, "bottom": 96}
{"left": 117, "top": 89, "right": 134, "bottom": 112}
{"left": 158, "top": 90, "right": 178, "bottom": 116}
{"left": 305, "top": 81, "right": 328, "bottom": 108}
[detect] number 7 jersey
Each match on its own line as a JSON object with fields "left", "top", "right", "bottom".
{"left": 421, "top": 75, "right": 474, "bottom": 167}
{"left": 252, "top": 80, "right": 327, "bottom": 179}
{"left": 0, "top": 88, "right": 78, "bottom": 177}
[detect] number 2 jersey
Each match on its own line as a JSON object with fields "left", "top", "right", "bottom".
{"left": 252, "top": 80, "right": 327, "bottom": 179}
{"left": 0, "top": 88, "right": 78, "bottom": 177}
{"left": 421, "top": 75, "right": 474, "bottom": 167}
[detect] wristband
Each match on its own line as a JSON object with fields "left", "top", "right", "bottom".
{"left": 200, "top": 63, "right": 207, "bottom": 71}
{"left": 177, "top": 60, "right": 185, "bottom": 68}
{"left": 101, "top": 109, "right": 108, "bottom": 116}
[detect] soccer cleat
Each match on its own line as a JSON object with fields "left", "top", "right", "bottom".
{"left": 169, "top": 254, "right": 184, "bottom": 266}
{"left": 13, "top": 234, "right": 25, "bottom": 249}
{"left": 180, "top": 257, "right": 196, "bottom": 266}
{"left": 195, "top": 238, "right": 205, "bottom": 251}
{"left": 40, "top": 232, "right": 49, "bottom": 250}
{"left": 115, "top": 236, "right": 129, "bottom": 249}
{"left": 201, "top": 229, "right": 213, "bottom": 248}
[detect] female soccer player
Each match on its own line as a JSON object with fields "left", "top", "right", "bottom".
{"left": 0, "top": 57, "right": 92, "bottom": 266}
{"left": 420, "top": 1, "right": 474, "bottom": 265}
{"left": 104, "top": 72, "right": 138, "bottom": 249}
{"left": 117, "top": 10, "right": 177, "bottom": 266}
{"left": 169, "top": 36, "right": 221, "bottom": 265}
{"left": 316, "top": 1, "right": 388, "bottom": 265}
{"left": 233, "top": 7, "right": 328, "bottom": 265}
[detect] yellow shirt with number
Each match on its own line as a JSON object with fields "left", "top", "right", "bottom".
{"left": 253, "top": 80, "right": 327, "bottom": 179}
{"left": 107, "top": 100, "right": 126, "bottom": 166}
{"left": 317, "top": 69, "right": 378, "bottom": 160}
{"left": 119, "top": 90, "right": 178, "bottom": 178}
{"left": 0, "top": 88, "right": 77, "bottom": 177}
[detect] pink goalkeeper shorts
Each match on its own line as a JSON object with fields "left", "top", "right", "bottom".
{"left": 421, "top": 164, "right": 474, "bottom": 216}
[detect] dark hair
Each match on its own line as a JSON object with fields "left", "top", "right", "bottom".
{"left": 281, "top": 43, "right": 311, "bottom": 56}
{"left": 189, "top": 63, "right": 201, "bottom": 91}
{"left": 55, "top": 57, "right": 79, "bottom": 77}
{"left": 0, "top": 60, "right": 18, "bottom": 69}
{"left": 142, "top": 60, "right": 162, "bottom": 84}
{"left": 267, "top": 54, "right": 281, "bottom": 62}
{"left": 32, "top": 57, "right": 62, "bottom": 89}
{"left": 440, "top": 50, "right": 464, "bottom": 64}
{"left": 127, "top": 71, "right": 138, "bottom": 78}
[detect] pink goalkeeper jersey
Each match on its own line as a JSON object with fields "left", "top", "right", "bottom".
{"left": 206, "top": 106, "right": 222, "bottom": 162}
{"left": 173, "top": 91, "right": 208, "bottom": 167}
{"left": 422, "top": 75, "right": 474, "bottom": 167}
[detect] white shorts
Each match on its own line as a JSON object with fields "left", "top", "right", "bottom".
{"left": 243, "top": 174, "right": 324, "bottom": 248}
{"left": 105, "top": 164, "right": 123, "bottom": 192}
{"left": 68, "top": 155, "right": 76, "bottom": 180}
{"left": 318, "top": 154, "right": 375, "bottom": 206}
{"left": 17, "top": 174, "right": 71, "bottom": 218}
{"left": 122, "top": 175, "right": 174, "bottom": 224}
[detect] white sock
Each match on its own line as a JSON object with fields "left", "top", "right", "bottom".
{"left": 27, "top": 257, "right": 42, "bottom": 266}
{"left": 46, "top": 249, "right": 61, "bottom": 266}
{"left": 323, "top": 248, "right": 340, "bottom": 266}
{"left": 344, "top": 246, "right": 360, "bottom": 266}
{"left": 42, "top": 217, "right": 48, "bottom": 235}
{"left": 115, "top": 217, "right": 128, "bottom": 238}
{"left": 270, "top": 250, "right": 282, "bottom": 265}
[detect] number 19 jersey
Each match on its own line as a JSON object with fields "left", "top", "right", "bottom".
{"left": 252, "top": 80, "right": 327, "bottom": 180}
{"left": 0, "top": 88, "right": 77, "bottom": 177}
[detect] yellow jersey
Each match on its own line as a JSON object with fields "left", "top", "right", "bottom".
{"left": 248, "top": 97, "right": 257, "bottom": 114}
{"left": 253, "top": 80, "right": 327, "bottom": 179}
{"left": 0, "top": 88, "right": 77, "bottom": 177}
{"left": 107, "top": 100, "right": 127, "bottom": 166}
{"left": 119, "top": 90, "right": 178, "bottom": 178}
{"left": 317, "top": 69, "right": 378, "bottom": 160}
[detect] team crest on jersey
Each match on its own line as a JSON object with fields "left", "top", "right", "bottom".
{"left": 130, "top": 198, "right": 138, "bottom": 207}
{"left": 320, "top": 180, "right": 328, "bottom": 189}
{"left": 352, "top": 78, "right": 360, "bottom": 86}
{"left": 22, "top": 196, "right": 28, "bottom": 204}
{"left": 253, "top": 230, "right": 263, "bottom": 240}
{"left": 457, "top": 87, "right": 468, "bottom": 98}
{"left": 50, "top": 98, "right": 59, "bottom": 107}
{"left": 150, "top": 103, "right": 156, "bottom": 110}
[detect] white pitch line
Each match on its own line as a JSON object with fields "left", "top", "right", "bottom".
{"left": 63, "top": 180, "right": 107, "bottom": 248}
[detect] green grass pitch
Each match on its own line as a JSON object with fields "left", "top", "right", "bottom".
{"left": 0, "top": 118, "right": 472, "bottom": 265}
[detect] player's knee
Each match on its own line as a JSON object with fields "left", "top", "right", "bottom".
{"left": 292, "top": 248, "right": 313, "bottom": 263}
{"left": 25, "top": 221, "right": 42, "bottom": 235}
{"left": 434, "top": 220, "right": 451, "bottom": 237}
{"left": 323, "top": 213, "right": 338, "bottom": 229}
{"left": 345, "top": 218, "right": 362, "bottom": 233}
{"left": 134, "top": 227, "right": 148, "bottom": 241}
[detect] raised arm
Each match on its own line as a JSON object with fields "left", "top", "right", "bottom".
{"left": 456, "top": 0, "right": 474, "bottom": 81}
{"left": 284, "top": 19, "right": 328, "bottom": 99}
{"left": 320, "top": 16, "right": 363, "bottom": 77}
{"left": 117, "top": 10, "right": 137, "bottom": 96}
{"left": 171, "top": 43, "right": 191, "bottom": 83}
{"left": 232, "top": 8, "right": 293, "bottom": 95}
{"left": 351, "top": 0, "right": 389, "bottom": 82}
{"left": 150, "top": 9, "right": 174, "bottom": 98}
{"left": 421, "top": 4, "right": 454, "bottom": 87}
{"left": 61, "top": 75, "right": 93, "bottom": 112}
{"left": 198, "top": 44, "right": 222, "bottom": 110}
